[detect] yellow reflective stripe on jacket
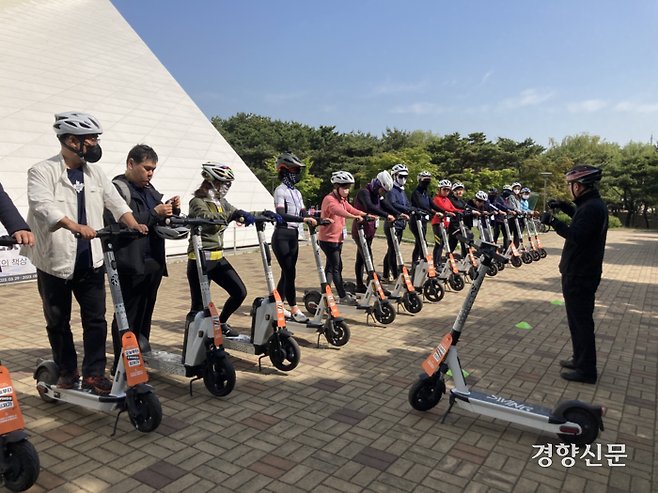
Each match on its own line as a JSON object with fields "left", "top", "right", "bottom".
{"left": 188, "top": 250, "right": 223, "bottom": 261}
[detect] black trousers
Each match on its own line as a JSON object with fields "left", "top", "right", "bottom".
{"left": 354, "top": 235, "right": 374, "bottom": 287}
{"left": 319, "top": 240, "right": 346, "bottom": 298}
{"left": 111, "top": 259, "right": 165, "bottom": 361}
{"left": 37, "top": 267, "right": 107, "bottom": 377}
{"left": 271, "top": 228, "right": 299, "bottom": 306}
{"left": 511, "top": 217, "right": 524, "bottom": 247}
{"left": 562, "top": 275, "right": 600, "bottom": 377}
{"left": 187, "top": 257, "right": 247, "bottom": 324}
{"left": 409, "top": 220, "right": 427, "bottom": 263}
{"left": 383, "top": 223, "right": 403, "bottom": 278}
{"left": 432, "top": 224, "right": 444, "bottom": 266}
{"left": 493, "top": 221, "right": 510, "bottom": 251}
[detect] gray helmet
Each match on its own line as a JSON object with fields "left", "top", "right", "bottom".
{"left": 417, "top": 171, "right": 432, "bottom": 182}
{"left": 451, "top": 182, "right": 464, "bottom": 191}
{"left": 566, "top": 165, "right": 602, "bottom": 186}
{"left": 475, "top": 191, "right": 488, "bottom": 201}
{"left": 502, "top": 184, "right": 513, "bottom": 191}
{"left": 53, "top": 111, "right": 103, "bottom": 136}
{"left": 275, "top": 152, "right": 305, "bottom": 171}
{"left": 201, "top": 163, "right": 234, "bottom": 182}
{"left": 153, "top": 224, "right": 189, "bottom": 240}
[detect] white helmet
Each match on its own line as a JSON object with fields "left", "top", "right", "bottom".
{"left": 53, "top": 111, "right": 103, "bottom": 136}
{"left": 475, "top": 191, "right": 488, "bottom": 201}
{"left": 438, "top": 179, "right": 452, "bottom": 188}
{"left": 331, "top": 171, "right": 355, "bottom": 184}
{"left": 512, "top": 182, "right": 522, "bottom": 190}
{"left": 201, "top": 162, "right": 235, "bottom": 182}
{"left": 417, "top": 171, "right": 432, "bottom": 182}
{"left": 503, "top": 184, "right": 513, "bottom": 192}
{"left": 376, "top": 171, "right": 394, "bottom": 192}
{"left": 451, "top": 182, "right": 464, "bottom": 191}
{"left": 391, "top": 163, "right": 409, "bottom": 176}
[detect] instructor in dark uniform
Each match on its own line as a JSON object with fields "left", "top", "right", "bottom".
{"left": 541, "top": 165, "right": 607, "bottom": 384}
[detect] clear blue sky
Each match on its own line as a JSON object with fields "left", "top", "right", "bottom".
{"left": 111, "top": 0, "right": 658, "bottom": 147}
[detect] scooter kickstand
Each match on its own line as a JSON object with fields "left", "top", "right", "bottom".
{"left": 316, "top": 333, "right": 321, "bottom": 348}
{"left": 111, "top": 409, "right": 125, "bottom": 437}
{"left": 189, "top": 376, "right": 202, "bottom": 397}
{"left": 258, "top": 354, "right": 266, "bottom": 372}
{"left": 440, "top": 394, "right": 456, "bottom": 424}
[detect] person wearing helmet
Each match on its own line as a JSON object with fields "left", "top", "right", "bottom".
{"left": 351, "top": 171, "right": 398, "bottom": 293}
{"left": 448, "top": 182, "right": 480, "bottom": 255}
{"left": 103, "top": 144, "right": 181, "bottom": 376}
{"left": 409, "top": 172, "right": 444, "bottom": 263}
{"left": 318, "top": 171, "right": 370, "bottom": 305}
{"left": 520, "top": 187, "right": 535, "bottom": 215}
{"left": 186, "top": 163, "right": 280, "bottom": 337}
{"left": 485, "top": 187, "right": 508, "bottom": 247}
{"left": 430, "top": 179, "right": 461, "bottom": 265}
{"left": 271, "top": 153, "right": 318, "bottom": 323}
{"left": 506, "top": 182, "right": 524, "bottom": 247}
{"left": 382, "top": 164, "right": 412, "bottom": 282}
{"left": 541, "top": 165, "right": 607, "bottom": 384}
{"left": 23, "top": 112, "right": 148, "bottom": 395}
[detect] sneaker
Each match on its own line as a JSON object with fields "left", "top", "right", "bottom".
{"left": 387, "top": 275, "right": 396, "bottom": 283}
{"left": 221, "top": 323, "right": 240, "bottom": 337}
{"left": 283, "top": 308, "right": 292, "bottom": 318}
{"left": 355, "top": 284, "right": 367, "bottom": 294}
{"left": 82, "top": 375, "right": 112, "bottom": 395}
{"left": 339, "top": 295, "right": 359, "bottom": 306}
{"left": 57, "top": 370, "right": 80, "bottom": 389}
{"left": 291, "top": 308, "right": 309, "bottom": 324}
{"left": 559, "top": 359, "right": 576, "bottom": 370}
{"left": 560, "top": 370, "right": 597, "bottom": 385}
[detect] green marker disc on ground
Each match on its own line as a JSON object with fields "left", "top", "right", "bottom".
{"left": 551, "top": 300, "right": 565, "bottom": 305}
{"left": 446, "top": 369, "right": 470, "bottom": 377}
{"left": 515, "top": 322, "right": 533, "bottom": 329}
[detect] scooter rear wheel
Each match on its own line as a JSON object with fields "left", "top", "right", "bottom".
{"left": 557, "top": 407, "right": 600, "bottom": 446}
{"left": 467, "top": 266, "right": 477, "bottom": 281}
{"left": 486, "top": 263, "right": 498, "bottom": 277}
{"left": 325, "top": 320, "right": 350, "bottom": 347}
{"left": 2, "top": 440, "right": 40, "bottom": 493}
{"left": 539, "top": 248, "right": 547, "bottom": 258}
{"left": 129, "top": 392, "right": 162, "bottom": 433}
{"left": 448, "top": 273, "right": 465, "bottom": 291}
{"left": 403, "top": 291, "right": 423, "bottom": 314}
{"left": 531, "top": 250, "right": 541, "bottom": 262}
{"left": 423, "top": 278, "right": 445, "bottom": 302}
{"left": 303, "top": 290, "right": 322, "bottom": 317}
{"left": 35, "top": 366, "right": 58, "bottom": 403}
{"left": 269, "top": 336, "right": 301, "bottom": 372}
{"left": 408, "top": 377, "right": 445, "bottom": 411}
{"left": 522, "top": 252, "right": 533, "bottom": 264}
{"left": 511, "top": 256, "right": 522, "bottom": 268}
{"left": 373, "top": 300, "right": 396, "bottom": 324}
{"left": 496, "top": 260, "right": 505, "bottom": 271}
{"left": 203, "top": 356, "right": 236, "bottom": 397}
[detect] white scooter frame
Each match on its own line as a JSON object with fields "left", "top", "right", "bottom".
{"left": 138, "top": 217, "right": 236, "bottom": 397}
{"left": 409, "top": 236, "right": 605, "bottom": 446}
{"left": 408, "top": 211, "right": 444, "bottom": 303}
{"left": 434, "top": 218, "right": 465, "bottom": 291}
{"left": 385, "top": 222, "right": 424, "bottom": 314}
{"left": 34, "top": 226, "right": 162, "bottom": 435}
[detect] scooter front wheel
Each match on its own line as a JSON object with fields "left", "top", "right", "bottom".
{"left": 531, "top": 250, "right": 541, "bottom": 262}
{"left": 204, "top": 356, "right": 236, "bottom": 397}
{"left": 35, "top": 366, "right": 58, "bottom": 404}
{"left": 557, "top": 407, "right": 600, "bottom": 446}
{"left": 486, "top": 263, "right": 498, "bottom": 277}
{"left": 269, "top": 336, "right": 301, "bottom": 371}
{"left": 496, "top": 259, "right": 505, "bottom": 271}
{"left": 373, "top": 300, "right": 396, "bottom": 324}
{"left": 325, "top": 320, "right": 350, "bottom": 347}
{"left": 448, "top": 273, "right": 465, "bottom": 291}
{"left": 408, "top": 377, "right": 445, "bottom": 411}
{"left": 467, "top": 266, "right": 477, "bottom": 281}
{"left": 522, "top": 252, "right": 533, "bottom": 264}
{"left": 539, "top": 248, "right": 547, "bottom": 259}
{"left": 129, "top": 392, "right": 162, "bottom": 433}
{"left": 403, "top": 291, "right": 423, "bottom": 314}
{"left": 2, "top": 440, "right": 40, "bottom": 493}
{"left": 423, "top": 278, "right": 445, "bottom": 302}
{"left": 511, "top": 256, "right": 522, "bottom": 268}
{"left": 303, "top": 290, "right": 322, "bottom": 317}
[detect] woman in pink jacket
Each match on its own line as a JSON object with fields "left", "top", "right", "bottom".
{"left": 319, "top": 171, "right": 370, "bottom": 305}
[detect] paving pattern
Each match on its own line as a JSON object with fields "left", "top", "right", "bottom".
{"left": 0, "top": 229, "right": 656, "bottom": 493}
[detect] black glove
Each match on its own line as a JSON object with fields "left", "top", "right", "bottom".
{"left": 547, "top": 198, "right": 563, "bottom": 210}
{"left": 540, "top": 211, "right": 553, "bottom": 225}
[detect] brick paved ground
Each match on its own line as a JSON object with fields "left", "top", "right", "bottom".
{"left": 0, "top": 229, "right": 656, "bottom": 493}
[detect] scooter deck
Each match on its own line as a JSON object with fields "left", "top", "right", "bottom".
{"left": 223, "top": 335, "right": 257, "bottom": 354}
{"left": 142, "top": 351, "right": 186, "bottom": 376}
{"left": 285, "top": 319, "right": 325, "bottom": 333}
{"left": 37, "top": 383, "right": 124, "bottom": 411}
{"left": 451, "top": 389, "right": 553, "bottom": 417}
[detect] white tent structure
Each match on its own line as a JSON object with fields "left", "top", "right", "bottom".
{"left": 0, "top": 0, "right": 273, "bottom": 260}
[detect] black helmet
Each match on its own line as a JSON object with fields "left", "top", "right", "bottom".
{"left": 566, "top": 165, "right": 602, "bottom": 187}
{"left": 488, "top": 187, "right": 498, "bottom": 194}
{"left": 275, "top": 152, "right": 305, "bottom": 171}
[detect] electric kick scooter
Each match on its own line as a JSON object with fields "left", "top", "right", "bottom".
{"left": 384, "top": 219, "right": 423, "bottom": 314}
{"left": 340, "top": 217, "right": 397, "bottom": 325}
{"left": 278, "top": 218, "right": 350, "bottom": 347}
{"left": 478, "top": 212, "right": 505, "bottom": 273}
{"left": 457, "top": 212, "right": 498, "bottom": 280}
{"left": 527, "top": 214, "right": 547, "bottom": 259}
{"left": 513, "top": 216, "right": 533, "bottom": 265}
{"left": 137, "top": 217, "right": 236, "bottom": 397}
{"left": 503, "top": 216, "right": 523, "bottom": 268}
{"left": 408, "top": 236, "right": 605, "bottom": 446}
{"left": 219, "top": 217, "right": 302, "bottom": 371}
{"left": 34, "top": 226, "right": 162, "bottom": 434}
{"left": 0, "top": 238, "right": 39, "bottom": 492}
{"left": 434, "top": 217, "right": 465, "bottom": 291}
{"left": 408, "top": 211, "right": 445, "bottom": 303}
{"left": 522, "top": 213, "right": 542, "bottom": 262}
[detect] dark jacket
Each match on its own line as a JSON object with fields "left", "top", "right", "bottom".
{"left": 351, "top": 185, "right": 396, "bottom": 239}
{"left": 552, "top": 189, "right": 608, "bottom": 278}
{"left": 384, "top": 185, "right": 414, "bottom": 230}
{"left": 0, "top": 183, "right": 29, "bottom": 234}
{"left": 103, "top": 175, "right": 169, "bottom": 276}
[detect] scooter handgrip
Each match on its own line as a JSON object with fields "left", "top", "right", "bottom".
{"left": 76, "top": 227, "right": 144, "bottom": 239}
{"left": 0, "top": 236, "right": 18, "bottom": 246}
{"left": 254, "top": 216, "right": 276, "bottom": 224}
{"left": 455, "top": 234, "right": 473, "bottom": 246}
{"left": 318, "top": 218, "right": 332, "bottom": 226}
{"left": 364, "top": 216, "right": 376, "bottom": 222}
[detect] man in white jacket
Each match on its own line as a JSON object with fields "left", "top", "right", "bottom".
{"left": 23, "top": 112, "right": 147, "bottom": 395}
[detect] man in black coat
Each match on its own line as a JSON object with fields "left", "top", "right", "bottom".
{"left": 541, "top": 165, "right": 608, "bottom": 384}
{"left": 0, "top": 183, "right": 34, "bottom": 256}
{"left": 104, "top": 144, "right": 180, "bottom": 374}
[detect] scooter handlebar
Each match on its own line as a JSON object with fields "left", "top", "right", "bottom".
{"left": 456, "top": 234, "right": 508, "bottom": 264}
{"left": 166, "top": 216, "right": 228, "bottom": 227}
{"left": 74, "top": 226, "right": 145, "bottom": 239}
{"left": 0, "top": 236, "right": 18, "bottom": 247}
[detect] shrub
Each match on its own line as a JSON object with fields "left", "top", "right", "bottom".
{"left": 608, "top": 215, "right": 622, "bottom": 228}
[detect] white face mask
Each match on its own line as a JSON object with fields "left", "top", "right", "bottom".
{"left": 522, "top": 194, "right": 529, "bottom": 200}
{"left": 217, "top": 183, "right": 231, "bottom": 199}
{"left": 395, "top": 175, "right": 407, "bottom": 187}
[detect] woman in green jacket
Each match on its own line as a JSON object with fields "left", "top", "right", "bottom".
{"left": 186, "top": 162, "right": 277, "bottom": 336}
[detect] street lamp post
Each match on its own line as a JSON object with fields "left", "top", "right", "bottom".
{"left": 540, "top": 172, "right": 552, "bottom": 211}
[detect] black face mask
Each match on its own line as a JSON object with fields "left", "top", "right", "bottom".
{"left": 418, "top": 181, "right": 430, "bottom": 190}
{"left": 82, "top": 144, "right": 102, "bottom": 163}
{"left": 291, "top": 171, "right": 301, "bottom": 184}
{"left": 502, "top": 191, "right": 511, "bottom": 198}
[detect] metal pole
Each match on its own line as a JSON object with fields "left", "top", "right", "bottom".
{"left": 540, "top": 172, "right": 552, "bottom": 211}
